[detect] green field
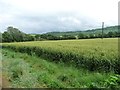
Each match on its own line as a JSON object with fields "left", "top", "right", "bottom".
{"left": 2, "top": 38, "right": 119, "bottom": 72}
{"left": 1, "top": 38, "right": 120, "bottom": 88}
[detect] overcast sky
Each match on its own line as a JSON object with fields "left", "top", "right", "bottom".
{"left": 0, "top": 0, "right": 119, "bottom": 33}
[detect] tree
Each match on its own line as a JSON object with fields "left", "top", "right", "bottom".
{"left": 107, "top": 32, "right": 114, "bottom": 37}
{"left": 2, "top": 26, "right": 34, "bottom": 42}
{"left": 2, "top": 31, "right": 14, "bottom": 42}
{"left": 78, "top": 33, "right": 85, "bottom": 39}
{"left": 60, "top": 35, "right": 75, "bottom": 40}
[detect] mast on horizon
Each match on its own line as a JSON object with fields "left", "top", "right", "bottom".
{"left": 102, "top": 22, "right": 104, "bottom": 39}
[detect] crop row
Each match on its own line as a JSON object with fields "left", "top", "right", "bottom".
{"left": 2, "top": 39, "right": 119, "bottom": 74}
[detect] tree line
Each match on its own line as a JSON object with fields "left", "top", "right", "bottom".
{"left": 1, "top": 26, "right": 120, "bottom": 43}
{"left": 1, "top": 27, "right": 34, "bottom": 42}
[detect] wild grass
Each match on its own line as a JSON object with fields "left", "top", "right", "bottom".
{"left": 2, "top": 48, "right": 119, "bottom": 88}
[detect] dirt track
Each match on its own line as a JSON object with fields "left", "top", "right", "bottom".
{"left": 0, "top": 75, "right": 10, "bottom": 88}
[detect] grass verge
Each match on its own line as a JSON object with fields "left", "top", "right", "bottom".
{"left": 2, "top": 48, "right": 120, "bottom": 88}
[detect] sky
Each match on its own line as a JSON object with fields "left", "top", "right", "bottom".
{"left": 0, "top": 0, "right": 119, "bottom": 34}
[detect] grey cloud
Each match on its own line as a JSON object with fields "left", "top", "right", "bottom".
{"left": 0, "top": 1, "right": 111, "bottom": 34}
{"left": 1, "top": 11, "right": 102, "bottom": 33}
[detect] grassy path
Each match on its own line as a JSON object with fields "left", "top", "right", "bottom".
{"left": 1, "top": 48, "right": 118, "bottom": 88}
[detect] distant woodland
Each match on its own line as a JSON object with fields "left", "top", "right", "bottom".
{"left": 1, "top": 26, "right": 120, "bottom": 42}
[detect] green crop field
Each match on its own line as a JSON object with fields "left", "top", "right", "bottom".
{"left": 2, "top": 38, "right": 119, "bottom": 72}
{"left": 1, "top": 38, "right": 120, "bottom": 88}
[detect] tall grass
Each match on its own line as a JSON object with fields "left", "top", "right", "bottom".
{"left": 2, "top": 48, "right": 119, "bottom": 88}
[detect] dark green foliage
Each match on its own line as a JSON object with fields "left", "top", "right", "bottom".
{"left": 104, "top": 75, "right": 120, "bottom": 89}
{"left": 57, "top": 74, "right": 69, "bottom": 82}
{"left": 2, "top": 31, "right": 14, "bottom": 42}
{"left": 2, "top": 48, "right": 119, "bottom": 88}
{"left": 1, "top": 25, "right": 120, "bottom": 42}
{"left": 114, "top": 59, "right": 120, "bottom": 74}
{"left": 2, "top": 44, "right": 120, "bottom": 73}
{"left": 2, "top": 26, "right": 34, "bottom": 42}
{"left": 0, "top": 32, "right": 2, "bottom": 42}
{"left": 78, "top": 33, "right": 85, "bottom": 39}
{"left": 60, "top": 35, "right": 76, "bottom": 40}
{"left": 46, "top": 26, "right": 119, "bottom": 37}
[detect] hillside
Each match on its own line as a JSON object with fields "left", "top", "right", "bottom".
{"left": 2, "top": 25, "right": 119, "bottom": 42}
{"left": 46, "top": 26, "right": 118, "bottom": 36}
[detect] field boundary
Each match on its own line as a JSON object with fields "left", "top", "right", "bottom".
{"left": 1, "top": 44, "right": 120, "bottom": 74}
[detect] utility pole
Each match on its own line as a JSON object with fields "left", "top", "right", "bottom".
{"left": 102, "top": 22, "right": 104, "bottom": 39}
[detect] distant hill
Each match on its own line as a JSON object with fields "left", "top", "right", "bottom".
{"left": 2, "top": 25, "right": 119, "bottom": 42}
{"left": 46, "top": 26, "right": 118, "bottom": 36}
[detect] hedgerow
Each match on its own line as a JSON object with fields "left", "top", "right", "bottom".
{"left": 2, "top": 38, "right": 119, "bottom": 73}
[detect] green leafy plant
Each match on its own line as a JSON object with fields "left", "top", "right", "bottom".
{"left": 104, "top": 75, "right": 120, "bottom": 88}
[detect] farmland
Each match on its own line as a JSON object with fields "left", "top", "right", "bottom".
{"left": 1, "top": 38, "right": 120, "bottom": 88}
{"left": 2, "top": 48, "right": 115, "bottom": 88}
{"left": 2, "top": 38, "right": 119, "bottom": 72}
